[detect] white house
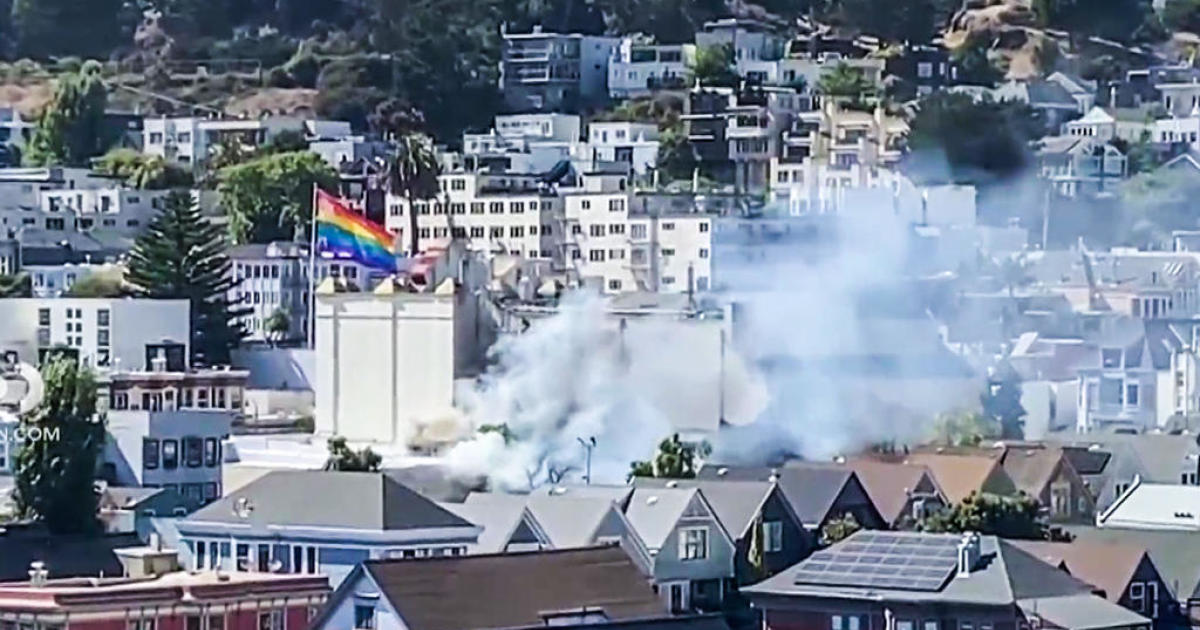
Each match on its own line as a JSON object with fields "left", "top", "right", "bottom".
{"left": 586, "top": 121, "right": 660, "bottom": 177}
{"left": 608, "top": 38, "right": 695, "bottom": 98}
{"left": 37, "top": 188, "right": 170, "bottom": 236}
{"left": 142, "top": 116, "right": 351, "bottom": 169}
{"left": 0, "top": 167, "right": 118, "bottom": 233}
{"left": 0, "top": 297, "right": 189, "bottom": 370}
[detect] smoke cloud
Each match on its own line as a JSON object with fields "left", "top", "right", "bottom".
{"left": 445, "top": 187, "right": 983, "bottom": 491}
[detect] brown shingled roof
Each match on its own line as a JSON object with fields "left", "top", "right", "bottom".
{"left": 1011, "top": 539, "right": 1149, "bottom": 602}
{"left": 844, "top": 459, "right": 944, "bottom": 524}
{"left": 903, "top": 453, "right": 1015, "bottom": 504}
{"left": 361, "top": 546, "right": 664, "bottom": 630}
{"left": 999, "top": 448, "right": 1064, "bottom": 497}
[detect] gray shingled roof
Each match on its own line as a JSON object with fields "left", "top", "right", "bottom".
{"left": 745, "top": 531, "right": 1103, "bottom": 605}
{"left": 697, "top": 464, "right": 852, "bottom": 527}
{"left": 185, "top": 470, "right": 475, "bottom": 531}
{"left": 632, "top": 478, "right": 774, "bottom": 539}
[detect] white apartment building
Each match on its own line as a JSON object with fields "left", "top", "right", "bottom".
{"left": 0, "top": 297, "right": 189, "bottom": 369}
{"left": 385, "top": 171, "right": 564, "bottom": 263}
{"left": 563, "top": 185, "right": 714, "bottom": 294}
{"left": 100, "top": 363, "right": 246, "bottom": 503}
{"left": 608, "top": 38, "right": 695, "bottom": 98}
{"left": 694, "top": 18, "right": 787, "bottom": 80}
{"left": 37, "top": 188, "right": 169, "bottom": 236}
{"left": 0, "top": 167, "right": 117, "bottom": 232}
{"left": 585, "top": 122, "right": 660, "bottom": 177}
{"left": 228, "top": 242, "right": 374, "bottom": 344}
{"left": 143, "top": 116, "right": 352, "bottom": 168}
{"left": 0, "top": 106, "right": 33, "bottom": 150}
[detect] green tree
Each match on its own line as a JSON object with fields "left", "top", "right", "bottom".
{"left": 657, "top": 123, "right": 697, "bottom": 184}
{"left": 11, "top": 0, "right": 124, "bottom": 58}
{"left": 323, "top": 436, "right": 382, "bottom": 472}
{"left": 820, "top": 513, "right": 862, "bottom": 545}
{"left": 951, "top": 34, "right": 1003, "bottom": 87}
{"left": 25, "top": 61, "right": 109, "bottom": 167}
{"left": 982, "top": 369, "right": 1026, "bottom": 440}
{"left": 387, "top": 134, "right": 440, "bottom": 256}
{"left": 125, "top": 191, "right": 247, "bottom": 366}
{"left": 218, "top": 151, "right": 338, "bottom": 244}
{"left": 64, "top": 273, "right": 129, "bottom": 298}
{"left": 817, "top": 63, "right": 876, "bottom": 106}
{"left": 920, "top": 492, "right": 1049, "bottom": 539}
{"left": 932, "top": 409, "right": 1000, "bottom": 447}
{"left": 1164, "top": 0, "right": 1200, "bottom": 33}
{"left": 13, "top": 355, "right": 104, "bottom": 534}
{"left": 904, "top": 92, "right": 1040, "bottom": 185}
{"left": 688, "top": 44, "right": 737, "bottom": 88}
{"left": 94, "top": 149, "right": 194, "bottom": 190}
{"left": 627, "top": 434, "right": 712, "bottom": 480}
{"left": 265, "top": 308, "right": 291, "bottom": 346}
{"left": 0, "top": 273, "right": 32, "bottom": 297}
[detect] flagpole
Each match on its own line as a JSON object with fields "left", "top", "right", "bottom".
{"left": 308, "top": 183, "right": 318, "bottom": 349}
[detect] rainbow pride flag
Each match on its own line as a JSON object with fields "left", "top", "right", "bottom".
{"left": 314, "top": 189, "right": 397, "bottom": 272}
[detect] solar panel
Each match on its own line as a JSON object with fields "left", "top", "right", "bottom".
{"left": 793, "top": 532, "right": 963, "bottom": 593}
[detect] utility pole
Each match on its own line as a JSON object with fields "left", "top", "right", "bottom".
{"left": 577, "top": 437, "right": 597, "bottom": 484}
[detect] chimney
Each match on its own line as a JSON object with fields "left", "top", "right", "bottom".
{"left": 28, "top": 561, "right": 48, "bottom": 587}
{"left": 151, "top": 349, "right": 167, "bottom": 373}
{"left": 956, "top": 532, "right": 981, "bottom": 577}
{"left": 115, "top": 546, "right": 180, "bottom": 578}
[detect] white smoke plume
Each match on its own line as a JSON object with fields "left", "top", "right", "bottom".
{"left": 446, "top": 186, "right": 984, "bottom": 490}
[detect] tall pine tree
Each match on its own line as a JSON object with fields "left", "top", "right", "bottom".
{"left": 125, "top": 191, "right": 247, "bottom": 366}
{"left": 13, "top": 355, "right": 104, "bottom": 534}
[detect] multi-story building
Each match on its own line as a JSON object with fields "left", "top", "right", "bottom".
{"left": 694, "top": 18, "right": 787, "bottom": 81}
{"left": 385, "top": 171, "right": 563, "bottom": 262}
{"left": 1036, "top": 136, "right": 1127, "bottom": 198}
{"left": 25, "top": 262, "right": 122, "bottom": 298}
{"left": 499, "top": 28, "right": 619, "bottom": 113}
{"left": 608, "top": 38, "right": 695, "bottom": 99}
{"left": 100, "top": 355, "right": 247, "bottom": 504}
{"left": 586, "top": 121, "right": 660, "bottom": 177}
{"left": 36, "top": 187, "right": 169, "bottom": 235}
{"left": 227, "top": 242, "right": 373, "bottom": 344}
{"left": 683, "top": 85, "right": 806, "bottom": 193}
{"left": 563, "top": 189, "right": 714, "bottom": 293}
{"left": 0, "top": 553, "right": 330, "bottom": 630}
{"left": 143, "top": 116, "right": 351, "bottom": 168}
{"left": 0, "top": 167, "right": 116, "bottom": 232}
{"left": 0, "top": 297, "right": 189, "bottom": 369}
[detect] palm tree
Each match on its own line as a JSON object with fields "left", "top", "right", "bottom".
{"left": 387, "top": 134, "right": 440, "bottom": 256}
{"left": 817, "top": 63, "right": 876, "bottom": 106}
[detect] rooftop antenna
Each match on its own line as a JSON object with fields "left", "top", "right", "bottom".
{"left": 577, "top": 436, "right": 597, "bottom": 485}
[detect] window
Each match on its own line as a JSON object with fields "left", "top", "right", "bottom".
{"left": 98, "top": 329, "right": 110, "bottom": 347}
{"left": 128, "top": 620, "right": 157, "bottom": 630}
{"left": 679, "top": 526, "right": 708, "bottom": 560}
{"left": 661, "top": 248, "right": 676, "bottom": 256}
{"left": 924, "top": 622, "right": 938, "bottom": 630}
{"left": 662, "top": 222, "right": 675, "bottom": 231}
{"left": 1184, "top": 472, "right": 1198, "bottom": 485}
{"left": 510, "top": 201, "right": 525, "bottom": 214}
{"left": 204, "top": 482, "right": 218, "bottom": 501}
{"left": 589, "top": 250, "right": 606, "bottom": 262}
{"left": 663, "top": 276, "right": 676, "bottom": 285}
{"left": 470, "top": 226, "right": 484, "bottom": 238}
{"left": 418, "top": 227, "right": 430, "bottom": 239}
{"left": 236, "top": 544, "right": 250, "bottom": 571}
{"left": 257, "top": 611, "right": 282, "bottom": 630}
{"left": 354, "top": 605, "right": 376, "bottom": 630}
{"left": 451, "top": 203, "right": 465, "bottom": 215}
{"left": 917, "top": 62, "right": 933, "bottom": 78}
{"left": 194, "top": 542, "right": 206, "bottom": 571}
{"left": 581, "top": 200, "right": 591, "bottom": 210}
{"left": 97, "top": 309, "right": 110, "bottom": 326}
{"left": 609, "top": 224, "right": 625, "bottom": 235}
{"left": 186, "top": 617, "right": 201, "bottom": 630}
{"left": 631, "top": 224, "right": 647, "bottom": 239}
{"left": 510, "top": 226, "right": 525, "bottom": 238}
{"left": 1126, "top": 382, "right": 1140, "bottom": 407}
{"left": 1130, "top": 583, "right": 1145, "bottom": 613}
{"left": 489, "top": 202, "right": 504, "bottom": 214}
{"left": 38, "top": 308, "right": 50, "bottom": 326}
{"left": 184, "top": 436, "right": 203, "bottom": 468}
{"left": 205, "top": 436, "right": 219, "bottom": 465}
{"left": 162, "top": 439, "right": 178, "bottom": 470}
{"left": 832, "top": 616, "right": 844, "bottom": 630}
{"left": 608, "top": 279, "right": 623, "bottom": 291}
{"left": 490, "top": 227, "right": 503, "bottom": 238}
{"left": 143, "top": 439, "right": 160, "bottom": 470}
{"left": 470, "top": 202, "right": 484, "bottom": 214}
{"left": 764, "top": 520, "right": 783, "bottom": 552}
{"left": 210, "top": 615, "right": 225, "bottom": 630}
{"left": 608, "top": 199, "right": 625, "bottom": 212}
{"left": 896, "top": 622, "right": 914, "bottom": 630}
{"left": 609, "top": 249, "right": 626, "bottom": 260}
{"left": 699, "top": 222, "right": 709, "bottom": 233}
{"left": 451, "top": 178, "right": 466, "bottom": 191}
{"left": 590, "top": 225, "right": 605, "bottom": 237}
{"left": 699, "top": 248, "right": 709, "bottom": 259}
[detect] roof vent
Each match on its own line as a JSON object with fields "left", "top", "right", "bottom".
{"left": 717, "top": 467, "right": 728, "bottom": 476}
{"left": 665, "top": 480, "right": 678, "bottom": 488}
{"left": 549, "top": 486, "right": 567, "bottom": 495}
{"left": 956, "top": 532, "right": 981, "bottom": 578}
{"left": 833, "top": 455, "right": 846, "bottom": 464}
{"left": 1088, "top": 444, "right": 1102, "bottom": 451}
{"left": 646, "top": 496, "right": 658, "bottom": 506}
{"left": 28, "top": 561, "right": 48, "bottom": 587}
{"left": 768, "top": 468, "right": 779, "bottom": 483}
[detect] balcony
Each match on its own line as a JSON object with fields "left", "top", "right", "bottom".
{"left": 505, "top": 47, "right": 553, "bottom": 62}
